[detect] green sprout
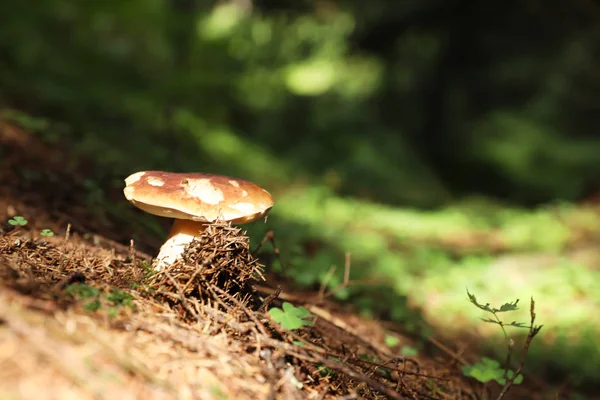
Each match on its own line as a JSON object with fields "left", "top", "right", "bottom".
{"left": 268, "top": 302, "right": 314, "bottom": 330}
{"left": 462, "top": 357, "right": 523, "bottom": 386}
{"left": 65, "top": 285, "right": 134, "bottom": 317}
{"left": 65, "top": 283, "right": 101, "bottom": 312}
{"left": 65, "top": 283, "right": 99, "bottom": 299}
{"left": 83, "top": 299, "right": 102, "bottom": 312}
{"left": 384, "top": 334, "right": 400, "bottom": 347}
{"left": 8, "top": 216, "right": 28, "bottom": 226}
{"left": 105, "top": 288, "right": 134, "bottom": 317}
{"left": 105, "top": 289, "right": 134, "bottom": 308}
{"left": 401, "top": 346, "right": 419, "bottom": 357}
{"left": 464, "top": 290, "right": 542, "bottom": 399}
{"left": 40, "top": 228, "right": 55, "bottom": 237}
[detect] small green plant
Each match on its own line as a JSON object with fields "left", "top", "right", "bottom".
{"left": 65, "top": 283, "right": 101, "bottom": 311}
{"left": 384, "top": 334, "right": 400, "bottom": 347}
{"left": 8, "top": 216, "right": 28, "bottom": 226}
{"left": 318, "top": 365, "right": 334, "bottom": 378}
{"left": 105, "top": 289, "right": 134, "bottom": 308}
{"left": 462, "top": 357, "right": 523, "bottom": 385}
{"left": 65, "top": 283, "right": 99, "bottom": 298}
{"left": 400, "top": 345, "right": 419, "bottom": 357}
{"left": 268, "top": 302, "right": 314, "bottom": 330}
{"left": 140, "top": 260, "right": 156, "bottom": 278}
{"left": 83, "top": 299, "right": 102, "bottom": 312}
{"left": 464, "top": 290, "right": 543, "bottom": 400}
{"left": 65, "top": 284, "right": 134, "bottom": 316}
{"left": 40, "top": 228, "right": 55, "bottom": 237}
{"left": 105, "top": 289, "right": 135, "bottom": 317}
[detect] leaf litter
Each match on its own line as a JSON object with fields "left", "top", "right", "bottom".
{"left": 0, "top": 119, "right": 565, "bottom": 399}
{"left": 0, "top": 220, "right": 468, "bottom": 399}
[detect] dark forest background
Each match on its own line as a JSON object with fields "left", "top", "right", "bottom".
{"left": 2, "top": 0, "right": 600, "bottom": 206}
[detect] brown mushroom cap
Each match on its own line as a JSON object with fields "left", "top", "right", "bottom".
{"left": 123, "top": 171, "right": 274, "bottom": 224}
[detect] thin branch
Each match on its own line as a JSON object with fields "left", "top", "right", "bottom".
{"left": 496, "top": 297, "right": 543, "bottom": 400}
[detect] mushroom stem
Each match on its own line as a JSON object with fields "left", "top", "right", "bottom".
{"left": 153, "top": 219, "right": 207, "bottom": 271}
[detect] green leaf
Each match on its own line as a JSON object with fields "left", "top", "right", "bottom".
{"left": 268, "top": 302, "right": 314, "bottom": 330}
{"left": 8, "top": 216, "right": 28, "bottom": 226}
{"left": 401, "top": 346, "right": 419, "bottom": 357}
{"left": 83, "top": 299, "right": 101, "bottom": 312}
{"left": 467, "top": 289, "right": 521, "bottom": 315}
{"left": 66, "top": 283, "right": 99, "bottom": 299}
{"left": 107, "top": 307, "right": 119, "bottom": 318}
{"left": 501, "top": 370, "right": 524, "bottom": 385}
{"left": 384, "top": 334, "right": 400, "bottom": 347}
{"left": 480, "top": 317, "right": 500, "bottom": 324}
{"left": 480, "top": 357, "right": 501, "bottom": 369}
{"left": 461, "top": 357, "right": 523, "bottom": 385}
{"left": 461, "top": 357, "right": 503, "bottom": 384}
{"left": 105, "top": 289, "right": 134, "bottom": 307}
{"left": 506, "top": 321, "right": 529, "bottom": 329}
{"left": 497, "top": 300, "right": 520, "bottom": 312}
{"left": 466, "top": 289, "right": 492, "bottom": 312}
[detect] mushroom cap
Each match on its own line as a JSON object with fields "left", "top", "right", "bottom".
{"left": 123, "top": 171, "right": 274, "bottom": 224}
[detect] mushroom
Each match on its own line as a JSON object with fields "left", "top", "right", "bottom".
{"left": 123, "top": 171, "right": 274, "bottom": 270}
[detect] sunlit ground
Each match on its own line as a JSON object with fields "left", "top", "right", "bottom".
{"left": 244, "top": 188, "right": 600, "bottom": 385}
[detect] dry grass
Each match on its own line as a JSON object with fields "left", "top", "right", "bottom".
{"left": 0, "top": 223, "right": 472, "bottom": 399}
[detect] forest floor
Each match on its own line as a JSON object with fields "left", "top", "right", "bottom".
{"left": 0, "top": 120, "right": 589, "bottom": 400}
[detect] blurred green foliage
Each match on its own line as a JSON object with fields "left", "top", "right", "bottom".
{"left": 1, "top": 0, "right": 600, "bottom": 391}
{"left": 3, "top": 0, "right": 600, "bottom": 205}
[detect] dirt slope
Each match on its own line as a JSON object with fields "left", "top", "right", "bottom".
{"left": 0, "top": 120, "right": 567, "bottom": 399}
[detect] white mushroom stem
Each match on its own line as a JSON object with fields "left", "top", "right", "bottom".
{"left": 153, "top": 219, "right": 207, "bottom": 271}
